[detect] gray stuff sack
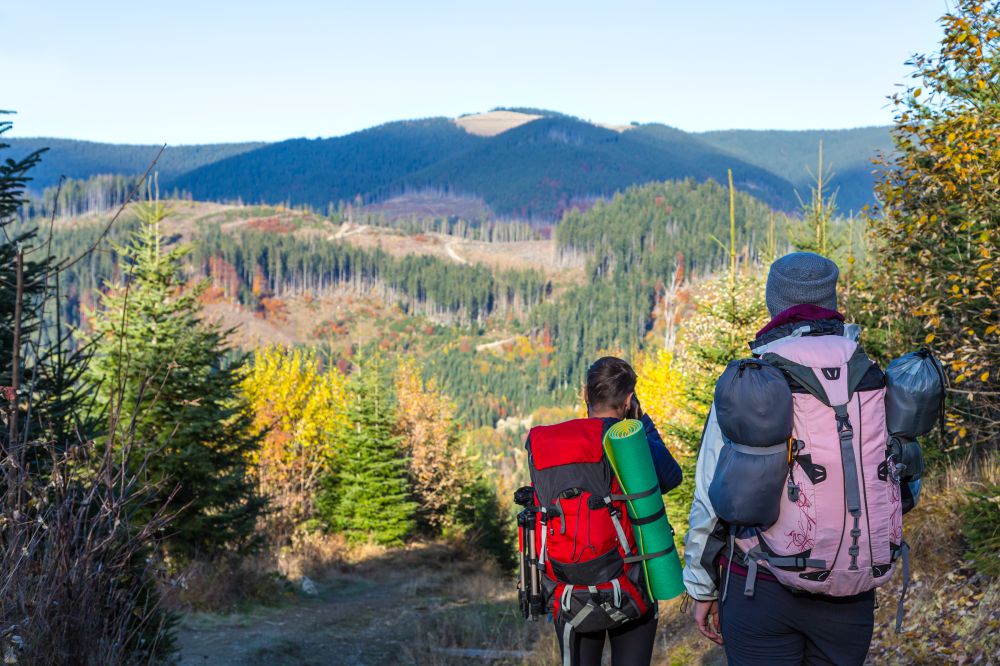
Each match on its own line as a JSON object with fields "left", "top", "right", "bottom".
{"left": 714, "top": 359, "right": 793, "bottom": 447}
{"left": 709, "top": 359, "right": 793, "bottom": 528}
{"left": 884, "top": 349, "right": 945, "bottom": 438}
{"left": 710, "top": 437, "right": 789, "bottom": 527}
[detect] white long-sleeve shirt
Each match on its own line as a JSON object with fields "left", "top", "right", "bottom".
{"left": 682, "top": 403, "right": 725, "bottom": 600}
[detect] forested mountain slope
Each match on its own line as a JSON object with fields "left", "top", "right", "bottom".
{"left": 6, "top": 137, "right": 265, "bottom": 191}
{"left": 404, "top": 116, "right": 795, "bottom": 218}
{"left": 170, "top": 118, "right": 482, "bottom": 208}
{"left": 33, "top": 175, "right": 788, "bottom": 428}
{"left": 696, "top": 126, "right": 893, "bottom": 213}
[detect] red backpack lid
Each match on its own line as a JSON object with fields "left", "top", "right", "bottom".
{"left": 529, "top": 418, "right": 606, "bottom": 470}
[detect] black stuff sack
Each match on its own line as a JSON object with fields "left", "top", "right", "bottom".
{"left": 884, "top": 349, "right": 945, "bottom": 439}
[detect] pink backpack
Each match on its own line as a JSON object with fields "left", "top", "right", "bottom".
{"left": 728, "top": 335, "right": 909, "bottom": 628}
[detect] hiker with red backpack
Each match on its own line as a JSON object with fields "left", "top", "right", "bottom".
{"left": 684, "top": 252, "right": 939, "bottom": 665}
{"left": 520, "top": 356, "right": 683, "bottom": 666}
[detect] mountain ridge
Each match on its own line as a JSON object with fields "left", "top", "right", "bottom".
{"left": 7, "top": 110, "right": 891, "bottom": 220}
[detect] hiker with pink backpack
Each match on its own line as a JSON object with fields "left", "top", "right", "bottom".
{"left": 684, "top": 252, "right": 943, "bottom": 665}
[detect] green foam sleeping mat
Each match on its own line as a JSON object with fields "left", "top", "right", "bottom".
{"left": 604, "top": 419, "right": 685, "bottom": 600}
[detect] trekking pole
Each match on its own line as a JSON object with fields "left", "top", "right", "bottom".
{"left": 527, "top": 519, "right": 542, "bottom": 621}
{"left": 514, "top": 486, "right": 542, "bottom": 621}
{"left": 516, "top": 508, "right": 530, "bottom": 619}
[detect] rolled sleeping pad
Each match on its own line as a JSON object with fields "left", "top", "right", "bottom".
{"left": 709, "top": 359, "right": 794, "bottom": 528}
{"left": 603, "top": 419, "right": 684, "bottom": 601}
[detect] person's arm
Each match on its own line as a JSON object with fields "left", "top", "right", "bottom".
{"left": 639, "top": 413, "right": 683, "bottom": 493}
{"left": 685, "top": 403, "right": 726, "bottom": 645}
{"left": 683, "top": 404, "right": 724, "bottom": 601}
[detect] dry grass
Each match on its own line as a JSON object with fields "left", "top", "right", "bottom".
{"left": 869, "top": 456, "right": 1000, "bottom": 664}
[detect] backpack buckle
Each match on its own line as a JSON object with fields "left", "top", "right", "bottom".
{"left": 835, "top": 414, "right": 851, "bottom": 433}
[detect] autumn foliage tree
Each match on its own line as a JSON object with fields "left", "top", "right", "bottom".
{"left": 868, "top": 0, "right": 999, "bottom": 453}
{"left": 394, "top": 360, "right": 473, "bottom": 530}
{"left": 241, "top": 346, "right": 348, "bottom": 539}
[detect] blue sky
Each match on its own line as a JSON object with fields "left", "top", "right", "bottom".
{"left": 3, "top": 1, "right": 947, "bottom": 144}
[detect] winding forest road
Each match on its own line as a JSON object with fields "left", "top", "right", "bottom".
{"left": 445, "top": 240, "right": 468, "bottom": 265}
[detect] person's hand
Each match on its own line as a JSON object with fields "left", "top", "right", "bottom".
{"left": 628, "top": 394, "right": 644, "bottom": 420}
{"left": 691, "top": 598, "right": 723, "bottom": 645}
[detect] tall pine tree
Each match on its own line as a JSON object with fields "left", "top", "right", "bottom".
{"left": 318, "top": 358, "right": 416, "bottom": 545}
{"left": 85, "top": 192, "right": 264, "bottom": 561}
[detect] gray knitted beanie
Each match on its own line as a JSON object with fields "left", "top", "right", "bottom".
{"left": 765, "top": 252, "right": 839, "bottom": 317}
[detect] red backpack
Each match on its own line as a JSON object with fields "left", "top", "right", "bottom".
{"left": 525, "top": 419, "right": 652, "bottom": 656}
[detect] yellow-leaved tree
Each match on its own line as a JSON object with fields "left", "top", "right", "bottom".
{"left": 394, "top": 360, "right": 474, "bottom": 530}
{"left": 634, "top": 348, "right": 696, "bottom": 540}
{"left": 242, "top": 346, "right": 348, "bottom": 539}
{"left": 868, "top": 0, "right": 999, "bottom": 452}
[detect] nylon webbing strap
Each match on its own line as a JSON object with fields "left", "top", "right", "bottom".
{"left": 561, "top": 585, "right": 574, "bottom": 612}
{"left": 562, "top": 622, "right": 573, "bottom": 666}
{"left": 765, "top": 555, "right": 827, "bottom": 569}
{"left": 895, "top": 541, "right": 911, "bottom": 633}
{"left": 609, "top": 485, "right": 659, "bottom": 502}
{"left": 730, "top": 441, "right": 789, "bottom": 456}
{"left": 563, "top": 601, "right": 597, "bottom": 666}
{"left": 745, "top": 558, "right": 759, "bottom": 597}
{"left": 610, "top": 511, "right": 631, "bottom": 556}
{"left": 721, "top": 529, "right": 736, "bottom": 604}
{"left": 539, "top": 525, "right": 547, "bottom": 565}
{"left": 834, "top": 405, "right": 863, "bottom": 514}
{"left": 630, "top": 506, "right": 665, "bottom": 526}
{"left": 834, "top": 404, "right": 864, "bottom": 570}
{"left": 624, "top": 544, "right": 675, "bottom": 564}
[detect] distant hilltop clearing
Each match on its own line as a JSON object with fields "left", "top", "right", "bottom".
{"left": 8, "top": 108, "right": 892, "bottom": 222}
{"left": 454, "top": 111, "right": 542, "bottom": 136}
{"left": 455, "top": 110, "right": 633, "bottom": 136}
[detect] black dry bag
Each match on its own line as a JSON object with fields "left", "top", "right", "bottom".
{"left": 884, "top": 348, "right": 945, "bottom": 439}
{"left": 709, "top": 359, "right": 793, "bottom": 528}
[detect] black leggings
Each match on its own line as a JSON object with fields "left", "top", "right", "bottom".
{"left": 719, "top": 573, "right": 875, "bottom": 665}
{"left": 553, "top": 609, "right": 658, "bottom": 666}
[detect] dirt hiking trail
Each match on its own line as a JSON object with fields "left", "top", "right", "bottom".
{"left": 177, "top": 544, "right": 545, "bottom": 665}
{"left": 176, "top": 543, "right": 725, "bottom": 665}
